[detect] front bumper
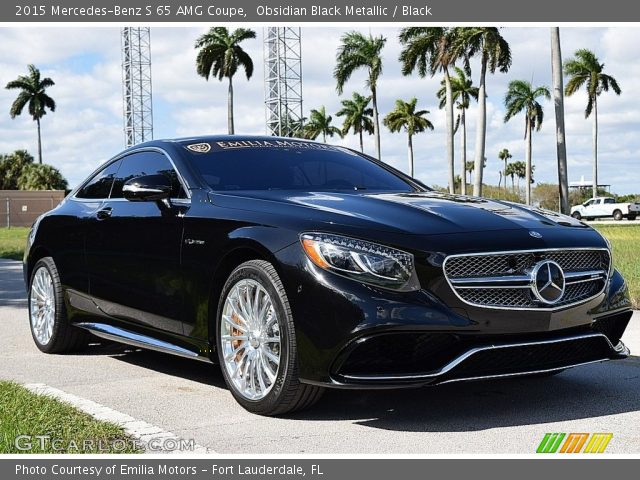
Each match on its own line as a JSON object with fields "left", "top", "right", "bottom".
{"left": 274, "top": 243, "right": 633, "bottom": 388}
{"left": 330, "top": 326, "right": 630, "bottom": 388}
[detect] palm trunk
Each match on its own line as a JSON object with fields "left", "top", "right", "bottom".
{"left": 503, "top": 160, "right": 507, "bottom": 192}
{"left": 460, "top": 108, "right": 467, "bottom": 195}
{"left": 36, "top": 117, "right": 43, "bottom": 164}
{"left": 227, "top": 76, "right": 235, "bottom": 135}
{"left": 525, "top": 118, "right": 533, "bottom": 205}
{"left": 323, "top": 131, "right": 327, "bottom": 143}
{"left": 551, "top": 27, "right": 569, "bottom": 214}
{"left": 473, "top": 55, "right": 488, "bottom": 197}
{"left": 371, "top": 86, "right": 381, "bottom": 160}
{"left": 408, "top": 133, "right": 414, "bottom": 177}
{"left": 444, "top": 67, "right": 455, "bottom": 194}
{"left": 592, "top": 96, "right": 598, "bottom": 199}
{"left": 359, "top": 129, "right": 364, "bottom": 152}
{"left": 511, "top": 175, "right": 515, "bottom": 192}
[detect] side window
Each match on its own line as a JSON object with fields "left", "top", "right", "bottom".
{"left": 75, "top": 160, "right": 122, "bottom": 199}
{"left": 585, "top": 199, "right": 595, "bottom": 206}
{"left": 604, "top": 198, "right": 615, "bottom": 204}
{"left": 110, "top": 151, "right": 186, "bottom": 199}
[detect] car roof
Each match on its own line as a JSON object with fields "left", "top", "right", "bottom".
{"left": 131, "top": 135, "right": 327, "bottom": 150}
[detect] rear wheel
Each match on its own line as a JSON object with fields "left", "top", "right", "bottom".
{"left": 28, "top": 257, "right": 89, "bottom": 353}
{"left": 216, "top": 260, "right": 322, "bottom": 415}
{"left": 613, "top": 210, "right": 623, "bottom": 221}
{"left": 571, "top": 212, "right": 582, "bottom": 220}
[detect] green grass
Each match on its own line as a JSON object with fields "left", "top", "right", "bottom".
{"left": 0, "top": 227, "right": 29, "bottom": 260}
{"left": 0, "top": 381, "right": 141, "bottom": 453}
{"left": 593, "top": 224, "right": 640, "bottom": 308}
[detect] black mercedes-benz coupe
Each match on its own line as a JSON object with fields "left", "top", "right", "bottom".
{"left": 24, "top": 136, "right": 632, "bottom": 415}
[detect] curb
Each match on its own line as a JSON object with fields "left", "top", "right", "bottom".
{"left": 24, "top": 383, "right": 213, "bottom": 454}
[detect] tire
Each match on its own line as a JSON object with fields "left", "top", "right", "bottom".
{"left": 216, "top": 260, "right": 322, "bottom": 415}
{"left": 571, "top": 212, "right": 582, "bottom": 220}
{"left": 628, "top": 215, "right": 636, "bottom": 221}
{"left": 28, "top": 257, "right": 90, "bottom": 353}
{"left": 613, "top": 210, "right": 623, "bottom": 221}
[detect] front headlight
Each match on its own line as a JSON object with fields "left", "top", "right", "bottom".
{"left": 300, "top": 232, "right": 419, "bottom": 291}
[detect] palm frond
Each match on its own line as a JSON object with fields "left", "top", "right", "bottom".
{"left": 195, "top": 26, "right": 255, "bottom": 82}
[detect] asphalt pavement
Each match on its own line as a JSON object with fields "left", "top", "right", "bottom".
{"left": 1, "top": 258, "right": 638, "bottom": 454}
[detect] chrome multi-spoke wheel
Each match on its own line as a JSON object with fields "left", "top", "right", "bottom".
{"left": 217, "top": 260, "right": 322, "bottom": 415}
{"left": 30, "top": 266, "right": 55, "bottom": 345}
{"left": 28, "top": 257, "right": 89, "bottom": 353}
{"left": 220, "top": 279, "right": 281, "bottom": 400}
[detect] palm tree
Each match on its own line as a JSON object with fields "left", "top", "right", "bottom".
{"left": 5, "top": 65, "right": 56, "bottom": 164}
{"left": 505, "top": 162, "right": 517, "bottom": 192}
{"left": 497, "top": 149, "right": 512, "bottom": 191}
{"left": 511, "top": 160, "right": 529, "bottom": 191}
{"left": 336, "top": 92, "right": 374, "bottom": 152}
{"left": 454, "top": 27, "right": 512, "bottom": 197}
{"left": 0, "top": 149, "right": 35, "bottom": 189}
{"left": 551, "top": 28, "right": 569, "bottom": 214}
{"left": 281, "top": 113, "right": 306, "bottom": 138}
{"left": 335, "top": 32, "right": 386, "bottom": 160}
{"left": 504, "top": 80, "right": 550, "bottom": 205}
{"left": 195, "top": 27, "right": 256, "bottom": 135}
{"left": 564, "top": 49, "right": 621, "bottom": 199}
{"left": 303, "top": 106, "right": 342, "bottom": 142}
{"left": 383, "top": 98, "right": 434, "bottom": 177}
{"left": 437, "top": 66, "right": 478, "bottom": 195}
{"left": 465, "top": 161, "right": 475, "bottom": 185}
{"left": 18, "top": 163, "right": 68, "bottom": 191}
{"left": 400, "top": 27, "right": 463, "bottom": 194}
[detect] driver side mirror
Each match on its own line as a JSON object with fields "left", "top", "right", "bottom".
{"left": 123, "top": 174, "right": 171, "bottom": 202}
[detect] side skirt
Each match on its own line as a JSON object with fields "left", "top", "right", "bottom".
{"left": 75, "top": 322, "right": 213, "bottom": 363}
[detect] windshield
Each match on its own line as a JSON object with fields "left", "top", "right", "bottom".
{"left": 183, "top": 140, "right": 417, "bottom": 193}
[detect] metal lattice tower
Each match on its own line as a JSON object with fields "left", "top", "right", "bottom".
{"left": 264, "top": 28, "right": 303, "bottom": 137}
{"left": 121, "top": 27, "right": 153, "bottom": 147}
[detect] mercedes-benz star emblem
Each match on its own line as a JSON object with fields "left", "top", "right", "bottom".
{"left": 531, "top": 260, "right": 565, "bottom": 304}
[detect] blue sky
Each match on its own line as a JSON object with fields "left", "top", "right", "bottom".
{"left": 0, "top": 26, "right": 638, "bottom": 194}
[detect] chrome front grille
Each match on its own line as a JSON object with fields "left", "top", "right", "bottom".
{"left": 443, "top": 248, "right": 610, "bottom": 310}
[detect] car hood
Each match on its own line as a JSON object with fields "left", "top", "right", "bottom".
{"left": 211, "top": 190, "right": 587, "bottom": 235}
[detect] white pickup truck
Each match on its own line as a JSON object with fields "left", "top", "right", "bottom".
{"left": 571, "top": 196, "right": 640, "bottom": 221}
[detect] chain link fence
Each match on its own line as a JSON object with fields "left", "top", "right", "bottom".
{"left": 0, "top": 191, "right": 66, "bottom": 228}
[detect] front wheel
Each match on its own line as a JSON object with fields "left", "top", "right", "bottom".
{"left": 628, "top": 215, "right": 636, "bottom": 221}
{"left": 28, "top": 257, "right": 89, "bottom": 353}
{"left": 216, "top": 260, "right": 322, "bottom": 415}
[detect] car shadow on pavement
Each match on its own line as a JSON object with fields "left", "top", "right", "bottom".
{"left": 83, "top": 341, "right": 228, "bottom": 388}
{"left": 88, "top": 338, "right": 640, "bottom": 432}
{"left": 293, "top": 357, "right": 640, "bottom": 431}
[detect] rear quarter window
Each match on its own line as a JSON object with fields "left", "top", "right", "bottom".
{"left": 75, "top": 160, "right": 122, "bottom": 199}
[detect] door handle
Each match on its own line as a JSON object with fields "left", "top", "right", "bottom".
{"left": 96, "top": 207, "right": 112, "bottom": 220}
